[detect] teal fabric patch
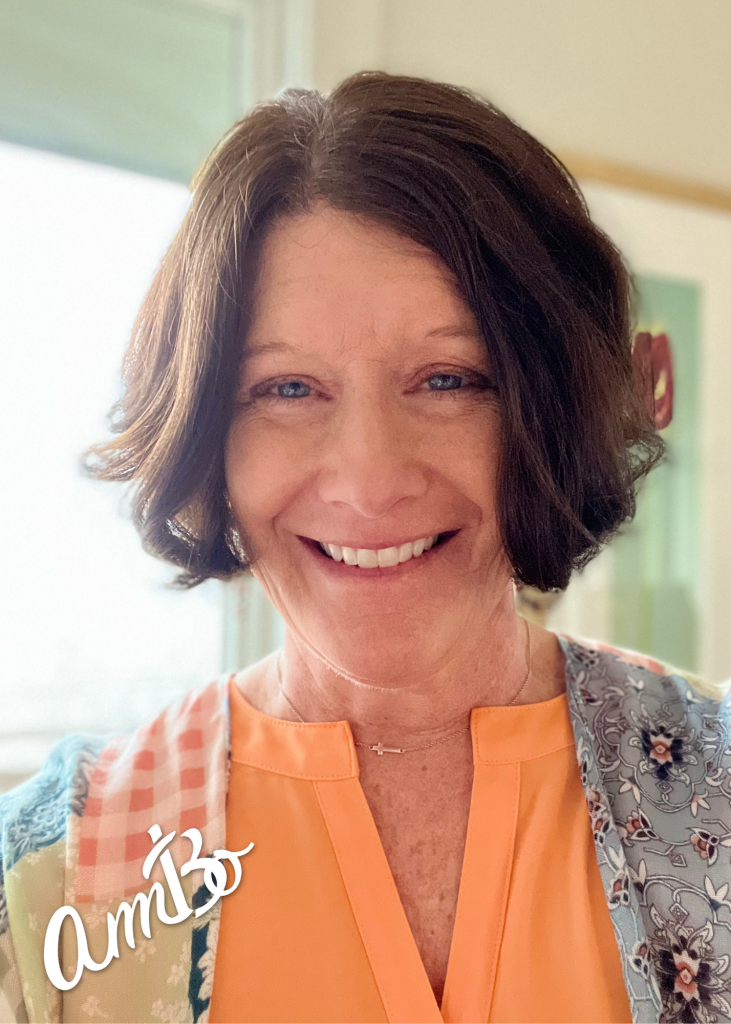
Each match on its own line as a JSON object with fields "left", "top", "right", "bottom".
{"left": 0, "top": 733, "right": 106, "bottom": 874}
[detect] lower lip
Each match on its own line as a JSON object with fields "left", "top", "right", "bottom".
{"left": 297, "top": 531, "right": 460, "bottom": 581}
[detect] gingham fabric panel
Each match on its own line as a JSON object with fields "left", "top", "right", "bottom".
{"left": 70, "top": 677, "right": 230, "bottom": 903}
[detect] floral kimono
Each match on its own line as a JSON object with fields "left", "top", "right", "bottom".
{"left": 1, "top": 634, "right": 731, "bottom": 1024}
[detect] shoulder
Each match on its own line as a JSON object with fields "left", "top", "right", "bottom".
{"left": 0, "top": 732, "right": 108, "bottom": 874}
{"left": 559, "top": 632, "right": 731, "bottom": 706}
{"left": 558, "top": 633, "right": 731, "bottom": 768}
{"left": 559, "top": 634, "right": 731, "bottom": 774}
{"left": 0, "top": 675, "right": 232, "bottom": 884}
{"left": 0, "top": 678, "right": 231, "bottom": 1020}
{"left": 68, "top": 675, "right": 231, "bottom": 903}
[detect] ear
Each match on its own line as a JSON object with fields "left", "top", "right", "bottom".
{"left": 632, "top": 331, "right": 674, "bottom": 430}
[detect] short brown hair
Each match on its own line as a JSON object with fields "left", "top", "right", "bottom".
{"left": 83, "top": 71, "right": 663, "bottom": 591}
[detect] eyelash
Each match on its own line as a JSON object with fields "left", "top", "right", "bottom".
{"left": 250, "top": 371, "right": 495, "bottom": 404}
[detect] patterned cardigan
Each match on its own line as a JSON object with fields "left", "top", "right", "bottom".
{"left": 1, "top": 635, "right": 731, "bottom": 1024}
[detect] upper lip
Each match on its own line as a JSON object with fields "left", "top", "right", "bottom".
{"left": 302, "top": 530, "right": 457, "bottom": 550}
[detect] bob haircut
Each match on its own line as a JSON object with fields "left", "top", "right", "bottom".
{"left": 84, "top": 71, "right": 664, "bottom": 592}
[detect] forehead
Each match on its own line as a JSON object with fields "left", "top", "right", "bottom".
{"left": 246, "top": 206, "right": 481, "bottom": 351}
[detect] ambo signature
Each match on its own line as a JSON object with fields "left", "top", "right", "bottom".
{"left": 43, "top": 824, "right": 254, "bottom": 991}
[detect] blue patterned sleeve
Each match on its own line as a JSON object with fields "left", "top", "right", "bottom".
{"left": 0, "top": 734, "right": 107, "bottom": 874}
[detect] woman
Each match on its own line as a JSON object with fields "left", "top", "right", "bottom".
{"left": 1, "top": 71, "right": 730, "bottom": 1024}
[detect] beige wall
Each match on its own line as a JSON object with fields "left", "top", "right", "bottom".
{"left": 312, "top": 0, "right": 731, "bottom": 192}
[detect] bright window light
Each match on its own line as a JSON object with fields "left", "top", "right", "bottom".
{"left": 0, "top": 141, "right": 224, "bottom": 782}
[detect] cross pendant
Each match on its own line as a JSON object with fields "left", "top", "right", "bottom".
{"left": 369, "top": 742, "right": 405, "bottom": 755}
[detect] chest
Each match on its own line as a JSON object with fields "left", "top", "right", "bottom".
{"left": 358, "top": 752, "right": 474, "bottom": 1003}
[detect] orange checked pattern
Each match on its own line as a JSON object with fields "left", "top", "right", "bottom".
{"left": 69, "top": 679, "right": 230, "bottom": 903}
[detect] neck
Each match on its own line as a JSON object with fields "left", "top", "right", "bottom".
{"left": 263, "top": 593, "right": 563, "bottom": 751}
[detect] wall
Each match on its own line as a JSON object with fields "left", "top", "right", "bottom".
{"left": 311, "top": 0, "right": 731, "bottom": 194}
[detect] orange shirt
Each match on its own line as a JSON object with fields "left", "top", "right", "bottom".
{"left": 209, "top": 679, "right": 632, "bottom": 1024}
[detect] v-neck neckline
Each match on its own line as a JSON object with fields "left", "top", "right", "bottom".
{"left": 228, "top": 636, "right": 577, "bottom": 1023}
{"left": 228, "top": 637, "right": 574, "bottom": 779}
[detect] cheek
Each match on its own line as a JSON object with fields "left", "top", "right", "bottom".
{"left": 479, "top": 411, "right": 502, "bottom": 501}
{"left": 224, "top": 417, "right": 304, "bottom": 531}
{"left": 439, "top": 409, "right": 501, "bottom": 504}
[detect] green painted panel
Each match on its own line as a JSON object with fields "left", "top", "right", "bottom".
{"left": 610, "top": 275, "right": 700, "bottom": 670}
{"left": 0, "top": 0, "right": 245, "bottom": 182}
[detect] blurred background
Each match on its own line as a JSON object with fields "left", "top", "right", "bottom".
{"left": 1, "top": 0, "right": 730, "bottom": 790}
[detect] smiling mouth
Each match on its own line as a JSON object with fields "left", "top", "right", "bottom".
{"left": 298, "top": 530, "right": 460, "bottom": 571}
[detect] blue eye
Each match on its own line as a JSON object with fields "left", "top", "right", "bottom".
{"left": 428, "top": 374, "right": 463, "bottom": 391}
{"left": 274, "top": 380, "right": 310, "bottom": 399}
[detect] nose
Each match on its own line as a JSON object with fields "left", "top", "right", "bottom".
{"left": 317, "top": 387, "right": 427, "bottom": 519}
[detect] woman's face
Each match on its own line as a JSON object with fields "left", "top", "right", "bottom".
{"left": 225, "top": 204, "right": 513, "bottom": 683}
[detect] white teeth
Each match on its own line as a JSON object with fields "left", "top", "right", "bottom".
{"left": 398, "top": 542, "right": 413, "bottom": 563}
{"left": 342, "top": 546, "right": 358, "bottom": 565}
{"left": 377, "top": 546, "right": 400, "bottom": 568}
{"left": 318, "top": 534, "right": 441, "bottom": 568}
{"left": 356, "top": 548, "right": 379, "bottom": 568}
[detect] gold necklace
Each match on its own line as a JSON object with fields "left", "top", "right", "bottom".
{"left": 276, "top": 618, "right": 532, "bottom": 755}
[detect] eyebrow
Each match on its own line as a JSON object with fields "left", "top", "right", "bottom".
{"left": 243, "top": 323, "right": 483, "bottom": 359}
{"left": 243, "top": 340, "right": 298, "bottom": 359}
